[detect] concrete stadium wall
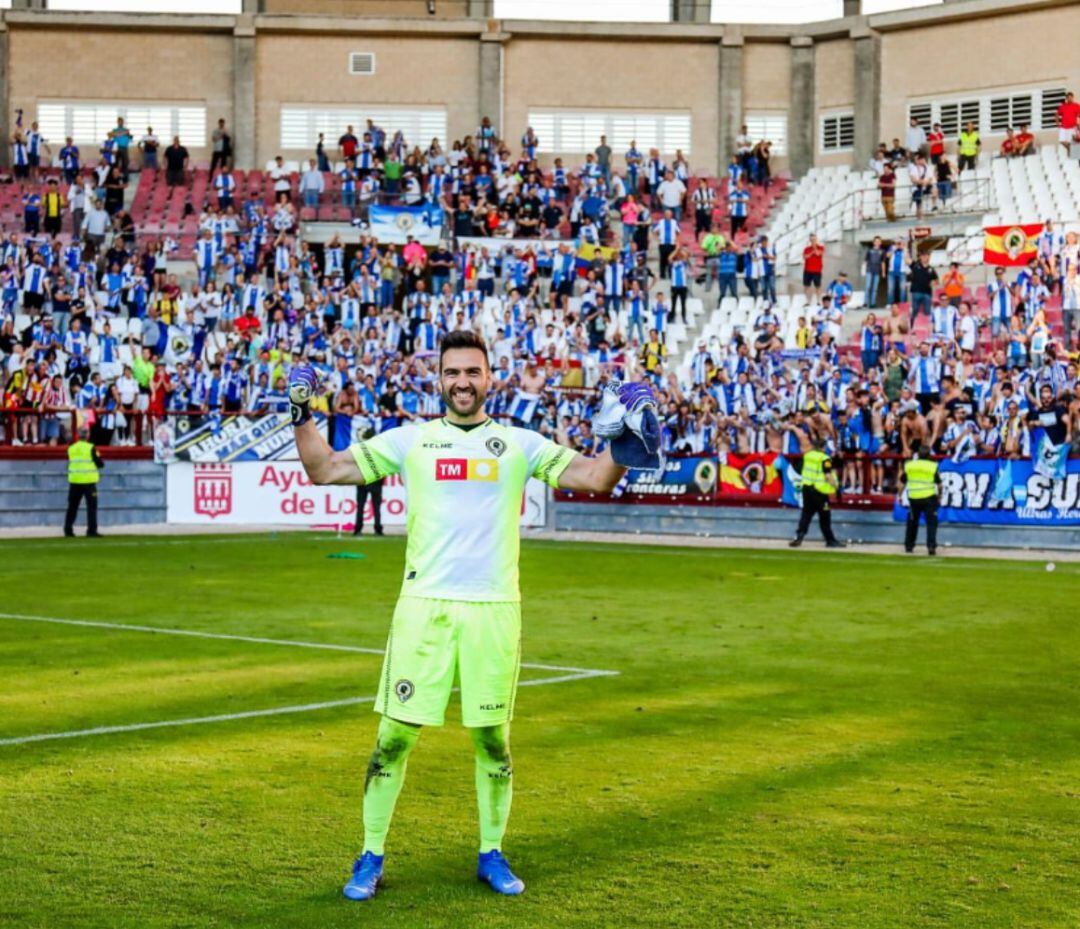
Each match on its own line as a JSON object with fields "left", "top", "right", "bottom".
{"left": 879, "top": 6, "right": 1080, "bottom": 139}
{"left": 255, "top": 33, "right": 481, "bottom": 162}
{"left": 553, "top": 500, "right": 1080, "bottom": 551}
{"left": 0, "top": 460, "right": 166, "bottom": 530}
{"left": 1, "top": 0, "right": 1079, "bottom": 176}
{"left": 503, "top": 37, "right": 720, "bottom": 169}
{"left": 7, "top": 26, "right": 235, "bottom": 162}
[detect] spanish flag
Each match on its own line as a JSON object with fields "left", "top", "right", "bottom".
{"left": 983, "top": 223, "right": 1042, "bottom": 267}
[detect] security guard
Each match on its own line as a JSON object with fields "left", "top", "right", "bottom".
{"left": 64, "top": 426, "right": 104, "bottom": 538}
{"left": 900, "top": 445, "right": 940, "bottom": 555}
{"left": 789, "top": 438, "right": 845, "bottom": 548}
{"left": 353, "top": 428, "right": 385, "bottom": 537}
{"left": 957, "top": 121, "right": 981, "bottom": 174}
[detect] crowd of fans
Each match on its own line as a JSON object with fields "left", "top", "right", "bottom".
{"left": 0, "top": 111, "right": 1077, "bottom": 494}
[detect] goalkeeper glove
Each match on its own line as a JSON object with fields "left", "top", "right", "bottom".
{"left": 592, "top": 379, "right": 663, "bottom": 470}
{"left": 288, "top": 364, "right": 319, "bottom": 426}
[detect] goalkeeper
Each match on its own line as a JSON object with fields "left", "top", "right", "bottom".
{"left": 289, "top": 330, "right": 661, "bottom": 900}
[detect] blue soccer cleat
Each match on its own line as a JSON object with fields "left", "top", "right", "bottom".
{"left": 477, "top": 850, "right": 525, "bottom": 895}
{"left": 343, "top": 851, "right": 383, "bottom": 901}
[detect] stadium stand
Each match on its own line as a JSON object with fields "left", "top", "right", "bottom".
{"left": 0, "top": 0, "right": 1078, "bottom": 509}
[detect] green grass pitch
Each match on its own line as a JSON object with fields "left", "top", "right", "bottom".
{"left": 1, "top": 533, "right": 1077, "bottom": 928}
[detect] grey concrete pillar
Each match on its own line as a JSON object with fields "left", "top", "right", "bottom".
{"left": 0, "top": 23, "right": 8, "bottom": 170}
{"left": 717, "top": 34, "right": 743, "bottom": 174}
{"left": 478, "top": 30, "right": 504, "bottom": 139}
{"left": 788, "top": 36, "right": 815, "bottom": 178}
{"left": 468, "top": 0, "right": 493, "bottom": 17}
{"left": 233, "top": 21, "right": 257, "bottom": 170}
{"left": 672, "top": 0, "right": 710, "bottom": 23}
{"left": 241, "top": 0, "right": 263, "bottom": 13}
{"left": 852, "top": 26, "right": 881, "bottom": 169}
{"left": 843, "top": 0, "right": 860, "bottom": 15}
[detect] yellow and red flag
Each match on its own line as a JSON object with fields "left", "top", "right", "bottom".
{"left": 983, "top": 224, "right": 1042, "bottom": 266}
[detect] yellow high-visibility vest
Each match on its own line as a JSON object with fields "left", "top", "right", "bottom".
{"left": 67, "top": 441, "right": 100, "bottom": 485}
{"left": 801, "top": 450, "right": 835, "bottom": 496}
{"left": 904, "top": 457, "right": 938, "bottom": 500}
{"left": 958, "top": 131, "right": 980, "bottom": 157}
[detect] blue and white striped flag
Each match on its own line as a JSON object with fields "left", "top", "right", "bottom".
{"left": 507, "top": 391, "right": 540, "bottom": 426}
{"left": 951, "top": 432, "right": 977, "bottom": 464}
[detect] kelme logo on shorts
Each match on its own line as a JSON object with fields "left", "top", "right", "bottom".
{"left": 395, "top": 679, "right": 414, "bottom": 703}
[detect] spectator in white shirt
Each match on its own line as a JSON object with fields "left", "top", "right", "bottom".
{"left": 957, "top": 301, "right": 978, "bottom": 353}
{"left": 298, "top": 159, "right": 325, "bottom": 209}
{"left": 270, "top": 156, "right": 292, "bottom": 202}
{"left": 83, "top": 198, "right": 110, "bottom": 255}
{"left": 905, "top": 118, "right": 928, "bottom": 158}
{"left": 68, "top": 178, "right": 89, "bottom": 239}
{"left": 656, "top": 170, "right": 687, "bottom": 222}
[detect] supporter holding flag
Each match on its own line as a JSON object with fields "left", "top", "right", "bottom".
{"left": 1027, "top": 383, "right": 1071, "bottom": 478}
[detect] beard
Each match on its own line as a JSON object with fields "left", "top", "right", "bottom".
{"left": 441, "top": 382, "right": 487, "bottom": 418}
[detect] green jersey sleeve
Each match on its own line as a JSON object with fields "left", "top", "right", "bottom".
{"left": 510, "top": 427, "right": 578, "bottom": 489}
{"left": 349, "top": 425, "right": 418, "bottom": 484}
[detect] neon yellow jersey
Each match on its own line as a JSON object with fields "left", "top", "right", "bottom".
{"left": 350, "top": 418, "right": 577, "bottom": 602}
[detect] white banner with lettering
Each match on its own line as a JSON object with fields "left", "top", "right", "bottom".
{"left": 166, "top": 461, "right": 547, "bottom": 529}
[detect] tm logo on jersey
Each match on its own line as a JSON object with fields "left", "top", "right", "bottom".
{"left": 435, "top": 458, "right": 499, "bottom": 482}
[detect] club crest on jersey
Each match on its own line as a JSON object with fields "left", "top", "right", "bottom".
{"left": 485, "top": 437, "right": 507, "bottom": 458}
{"left": 395, "top": 679, "right": 414, "bottom": 703}
{"left": 434, "top": 458, "right": 499, "bottom": 482}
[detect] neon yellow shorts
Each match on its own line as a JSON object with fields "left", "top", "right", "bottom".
{"left": 374, "top": 596, "right": 522, "bottom": 728}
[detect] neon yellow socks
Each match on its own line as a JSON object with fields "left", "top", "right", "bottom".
{"left": 471, "top": 724, "right": 513, "bottom": 854}
{"left": 361, "top": 715, "right": 420, "bottom": 856}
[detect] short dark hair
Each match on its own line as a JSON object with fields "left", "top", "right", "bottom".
{"left": 439, "top": 330, "right": 489, "bottom": 368}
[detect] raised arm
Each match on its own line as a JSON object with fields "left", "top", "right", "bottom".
{"left": 289, "top": 364, "right": 363, "bottom": 485}
{"left": 557, "top": 445, "right": 625, "bottom": 494}
{"left": 293, "top": 418, "right": 363, "bottom": 485}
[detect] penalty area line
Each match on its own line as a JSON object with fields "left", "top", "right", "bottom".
{"left": 0, "top": 670, "right": 607, "bottom": 747}
{"left": 0, "top": 612, "right": 619, "bottom": 676}
{"left": 0, "top": 612, "right": 618, "bottom": 747}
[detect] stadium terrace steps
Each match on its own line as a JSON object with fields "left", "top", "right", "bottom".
{"left": 0, "top": 460, "right": 165, "bottom": 529}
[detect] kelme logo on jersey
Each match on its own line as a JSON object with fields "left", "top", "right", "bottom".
{"left": 434, "top": 458, "right": 499, "bottom": 482}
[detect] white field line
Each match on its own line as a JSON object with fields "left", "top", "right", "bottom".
{"left": 0, "top": 613, "right": 618, "bottom": 747}
{"left": 0, "top": 613, "right": 617, "bottom": 675}
{"left": 0, "top": 672, "right": 614, "bottom": 748}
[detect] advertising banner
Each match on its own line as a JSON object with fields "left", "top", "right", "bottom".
{"left": 893, "top": 457, "right": 1080, "bottom": 526}
{"left": 618, "top": 455, "right": 718, "bottom": 499}
{"left": 167, "top": 461, "right": 548, "bottom": 529}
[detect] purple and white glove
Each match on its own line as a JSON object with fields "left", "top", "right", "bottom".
{"left": 592, "top": 379, "right": 663, "bottom": 470}
{"left": 288, "top": 364, "right": 319, "bottom": 426}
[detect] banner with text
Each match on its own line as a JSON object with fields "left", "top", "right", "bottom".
{"left": 893, "top": 457, "right": 1080, "bottom": 526}
{"left": 166, "top": 461, "right": 547, "bottom": 530}
{"left": 154, "top": 412, "right": 336, "bottom": 464}
{"left": 617, "top": 455, "right": 719, "bottom": 499}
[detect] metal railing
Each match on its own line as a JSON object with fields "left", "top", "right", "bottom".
{"left": 771, "top": 174, "right": 993, "bottom": 257}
